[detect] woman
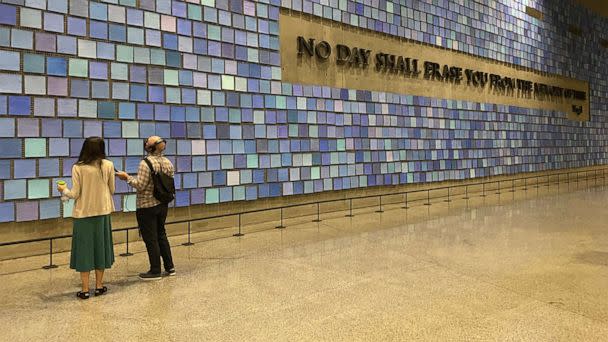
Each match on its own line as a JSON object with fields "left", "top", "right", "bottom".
{"left": 57, "top": 137, "right": 115, "bottom": 299}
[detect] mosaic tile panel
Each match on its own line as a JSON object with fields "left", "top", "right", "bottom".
{"left": 0, "top": 0, "right": 606, "bottom": 222}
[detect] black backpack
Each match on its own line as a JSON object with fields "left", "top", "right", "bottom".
{"left": 143, "top": 158, "right": 175, "bottom": 204}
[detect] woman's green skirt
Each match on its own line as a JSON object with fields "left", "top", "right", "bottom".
{"left": 70, "top": 215, "right": 115, "bottom": 272}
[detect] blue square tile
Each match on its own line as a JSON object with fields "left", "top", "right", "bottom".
{"left": 39, "top": 159, "right": 60, "bottom": 177}
{"left": 14, "top": 159, "right": 36, "bottom": 178}
{"left": 0, "top": 4, "right": 17, "bottom": 25}
{"left": 40, "top": 199, "right": 60, "bottom": 219}
{"left": 49, "top": 138, "right": 69, "bottom": 156}
{"left": 9, "top": 96, "right": 31, "bottom": 115}
{"left": 63, "top": 120, "right": 83, "bottom": 138}
{"left": 4, "top": 179, "right": 26, "bottom": 200}
{"left": 0, "top": 139, "right": 22, "bottom": 158}
{"left": 47, "top": 57, "right": 67, "bottom": 76}
{"left": 0, "top": 202, "right": 14, "bottom": 222}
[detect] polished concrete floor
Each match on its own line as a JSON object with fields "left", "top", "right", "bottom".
{"left": 1, "top": 182, "right": 608, "bottom": 341}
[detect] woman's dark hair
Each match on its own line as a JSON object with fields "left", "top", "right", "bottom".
{"left": 78, "top": 137, "right": 106, "bottom": 166}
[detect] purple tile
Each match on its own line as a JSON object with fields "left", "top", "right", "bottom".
{"left": 108, "top": 139, "right": 126, "bottom": 156}
{"left": 113, "top": 195, "right": 122, "bottom": 211}
{"left": 177, "top": 18, "right": 191, "bottom": 35}
{"left": 139, "top": 0, "right": 155, "bottom": 10}
{"left": 171, "top": 122, "right": 186, "bottom": 138}
{"left": 154, "top": 104, "right": 170, "bottom": 121}
{"left": 176, "top": 156, "right": 191, "bottom": 172}
{"left": 49, "top": 138, "right": 69, "bottom": 156}
{"left": 47, "top": 77, "right": 68, "bottom": 96}
{"left": 41, "top": 119, "right": 62, "bottom": 137}
{"left": 57, "top": 98, "right": 77, "bottom": 117}
{"left": 83, "top": 121, "right": 102, "bottom": 137}
{"left": 44, "top": 12, "right": 64, "bottom": 33}
{"left": 0, "top": 4, "right": 17, "bottom": 25}
{"left": 67, "top": 16, "right": 87, "bottom": 36}
{"left": 148, "top": 86, "right": 164, "bottom": 102}
{"left": 36, "top": 32, "right": 56, "bottom": 52}
{"left": 16, "top": 201, "right": 38, "bottom": 222}
{"left": 90, "top": 62, "right": 108, "bottom": 79}
{"left": 70, "top": 138, "right": 85, "bottom": 157}
{"left": 34, "top": 98, "right": 55, "bottom": 117}
{"left": 137, "top": 103, "right": 154, "bottom": 120}
{"left": 193, "top": 22, "right": 206, "bottom": 37}
{"left": 127, "top": 8, "right": 143, "bottom": 26}
{"left": 130, "top": 65, "right": 147, "bottom": 83}
{"left": 171, "top": 1, "right": 186, "bottom": 17}
{"left": 62, "top": 158, "right": 78, "bottom": 176}
{"left": 191, "top": 189, "right": 204, "bottom": 204}
{"left": 90, "top": 20, "right": 108, "bottom": 39}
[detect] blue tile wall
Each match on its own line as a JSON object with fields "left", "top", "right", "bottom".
{"left": 0, "top": 0, "right": 606, "bottom": 222}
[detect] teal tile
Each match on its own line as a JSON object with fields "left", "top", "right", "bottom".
{"left": 98, "top": 101, "right": 116, "bottom": 119}
{"left": 122, "top": 121, "right": 139, "bottom": 138}
{"left": 23, "top": 53, "right": 45, "bottom": 73}
{"left": 126, "top": 139, "right": 143, "bottom": 155}
{"left": 205, "top": 188, "right": 219, "bottom": 204}
{"left": 62, "top": 198, "right": 74, "bottom": 218}
{"left": 28, "top": 179, "right": 49, "bottom": 199}
{"left": 25, "top": 138, "right": 46, "bottom": 157}
{"left": 233, "top": 186, "right": 245, "bottom": 201}
{"left": 123, "top": 194, "right": 136, "bottom": 212}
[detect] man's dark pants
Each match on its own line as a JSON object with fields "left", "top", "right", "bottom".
{"left": 136, "top": 204, "right": 174, "bottom": 274}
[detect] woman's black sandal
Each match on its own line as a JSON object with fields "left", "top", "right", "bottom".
{"left": 94, "top": 286, "right": 108, "bottom": 296}
{"left": 76, "top": 291, "right": 90, "bottom": 299}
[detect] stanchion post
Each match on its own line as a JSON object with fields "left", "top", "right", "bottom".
{"left": 42, "top": 238, "right": 58, "bottom": 269}
{"left": 424, "top": 189, "right": 431, "bottom": 205}
{"left": 234, "top": 213, "right": 244, "bottom": 236}
{"left": 509, "top": 179, "right": 515, "bottom": 192}
{"left": 523, "top": 178, "right": 528, "bottom": 191}
{"left": 312, "top": 202, "right": 322, "bottom": 222}
{"left": 182, "top": 222, "right": 195, "bottom": 245}
{"left": 121, "top": 229, "right": 135, "bottom": 255}
{"left": 345, "top": 198, "right": 354, "bottom": 217}
{"left": 276, "top": 207, "right": 286, "bottom": 229}
{"left": 495, "top": 180, "right": 501, "bottom": 194}
{"left": 402, "top": 192, "right": 410, "bottom": 209}
{"left": 444, "top": 187, "right": 451, "bottom": 202}
{"left": 375, "top": 195, "right": 384, "bottom": 213}
{"left": 462, "top": 185, "right": 469, "bottom": 200}
{"left": 480, "top": 182, "right": 486, "bottom": 197}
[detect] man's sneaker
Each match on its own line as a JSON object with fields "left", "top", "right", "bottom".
{"left": 163, "top": 269, "right": 176, "bottom": 277}
{"left": 138, "top": 271, "right": 162, "bottom": 280}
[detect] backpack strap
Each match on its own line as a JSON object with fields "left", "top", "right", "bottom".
{"left": 143, "top": 158, "right": 155, "bottom": 174}
{"left": 143, "top": 158, "right": 156, "bottom": 187}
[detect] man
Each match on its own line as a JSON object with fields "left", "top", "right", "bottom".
{"left": 116, "top": 136, "right": 175, "bottom": 280}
